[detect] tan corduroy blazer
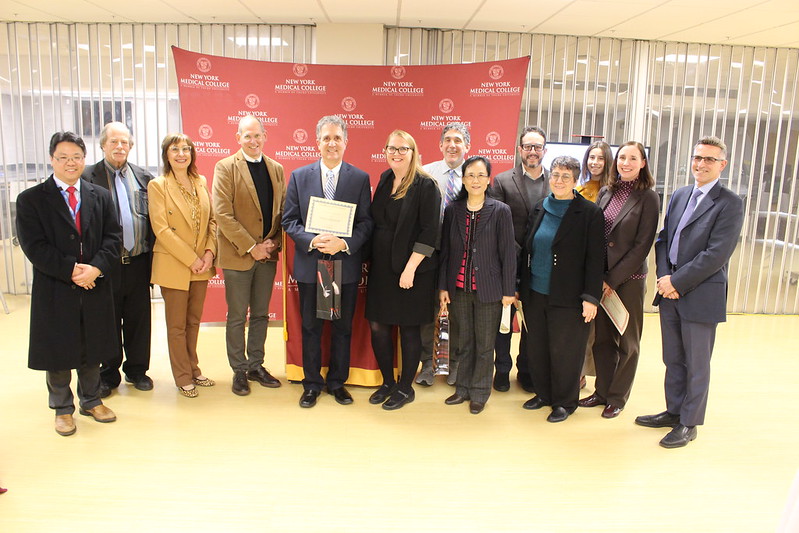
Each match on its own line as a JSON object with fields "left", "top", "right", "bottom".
{"left": 148, "top": 174, "right": 217, "bottom": 290}
{"left": 212, "top": 149, "right": 286, "bottom": 271}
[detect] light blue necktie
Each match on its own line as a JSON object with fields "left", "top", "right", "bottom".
{"left": 669, "top": 188, "right": 703, "bottom": 266}
{"left": 115, "top": 169, "right": 135, "bottom": 251}
{"left": 324, "top": 169, "right": 336, "bottom": 200}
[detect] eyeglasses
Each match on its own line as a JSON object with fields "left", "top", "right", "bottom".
{"left": 385, "top": 146, "right": 412, "bottom": 155}
{"left": 520, "top": 143, "right": 545, "bottom": 153}
{"left": 691, "top": 155, "right": 725, "bottom": 164}
{"left": 463, "top": 173, "right": 489, "bottom": 181}
{"left": 550, "top": 174, "right": 574, "bottom": 183}
{"left": 52, "top": 155, "right": 85, "bottom": 164}
{"left": 169, "top": 146, "right": 193, "bottom": 154}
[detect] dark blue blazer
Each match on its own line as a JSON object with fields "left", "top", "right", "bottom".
{"left": 653, "top": 182, "right": 744, "bottom": 323}
{"left": 438, "top": 197, "right": 515, "bottom": 303}
{"left": 282, "top": 160, "right": 373, "bottom": 285}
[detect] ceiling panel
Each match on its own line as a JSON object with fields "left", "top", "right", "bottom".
{"left": 0, "top": 0, "right": 796, "bottom": 49}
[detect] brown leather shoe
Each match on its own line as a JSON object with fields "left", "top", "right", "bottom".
{"left": 55, "top": 414, "right": 76, "bottom": 436}
{"left": 79, "top": 404, "right": 117, "bottom": 423}
{"left": 578, "top": 393, "right": 605, "bottom": 408}
{"left": 602, "top": 404, "right": 622, "bottom": 418}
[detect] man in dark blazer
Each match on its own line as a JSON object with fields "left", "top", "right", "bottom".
{"left": 82, "top": 121, "right": 155, "bottom": 397}
{"left": 282, "top": 115, "right": 374, "bottom": 408}
{"left": 16, "top": 131, "right": 121, "bottom": 436}
{"left": 488, "top": 125, "right": 550, "bottom": 392}
{"left": 636, "top": 136, "right": 744, "bottom": 448}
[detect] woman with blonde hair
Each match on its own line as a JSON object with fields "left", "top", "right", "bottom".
{"left": 148, "top": 133, "right": 217, "bottom": 398}
{"left": 366, "top": 130, "right": 441, "bottom": 410}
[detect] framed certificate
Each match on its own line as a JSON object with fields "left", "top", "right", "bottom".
{"left": 306, "top": 197, "right": 356, "bottom": 238}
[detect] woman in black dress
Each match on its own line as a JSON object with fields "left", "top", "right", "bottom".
{"left": 366, "top": 130, "right": 441, "bottom": 410}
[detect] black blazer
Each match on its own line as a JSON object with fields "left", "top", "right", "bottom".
{"left": 16, "top": 177, "right": 122, "bottom": 371}
{"left": 518, "top": 193, "right": 604, "bottom": 308}
{"left": 597, "top": 186, "right": 660, "bottom": 289}
{"left": 438, "top": 197, "right": 516, "bottom": 303}
{"left": 371, "top": 169, "right": 441, "bottom": 275}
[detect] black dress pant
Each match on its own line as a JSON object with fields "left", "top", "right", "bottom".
{"left": 524, "top": 291, "right": 589, "bottom": 413}
{"left": 298, "top": 282, "right": 357, "bottom": 392}
{"left": 101, "top": 252, "right": 152, "bottom": 386}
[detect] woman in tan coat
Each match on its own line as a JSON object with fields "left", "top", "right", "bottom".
{"left": 149, "top": 133, "right": 217, "bottom": 397}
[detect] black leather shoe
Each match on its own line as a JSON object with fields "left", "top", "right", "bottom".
{"left": 659, "top": 424, "right": 697, "bottom": 448}
{"left": 469, "top": 401, "right": 485, "bottom": 414}
{"left": 247, "top": 367, "right": 281, "bottom": 388}
{"left": 232, "top": 371, "right": 250, "bottom": 396}
{"left": 299, "top": 389, "right": 320, "bottom": 408}
{"left": 517, "top": 372, "right": 535, "bottom": 393}
{"left": 547, "top": 406, "right": 569, "bottom": 423}
{"left": 522, "top": 396, "right": 546, "bottom": 410}
{"left": 382, "top": 389, "right": 415, "bottom": 410}
{"left": 125, "top": 374, "right": 153, "bottom": 391}
{"left": 99, "top": 382, "right": 113, "bottom": 399}
{"left": 493, "top": 372, "right": 510, "bottom": 392}
{"left": 328, "top": 386, "right": 353, "bottom": 405}
{"left": 635, "top": 411, "right": 680, "bottom": 428}
{"left": 578, "top": 392, "right": 605, "bottom": 408}
{"left": 444, "top": 393, "right": 467, "bottom": 405}
{"left": 369, "top": 384, "right": 396, "bottom": 405}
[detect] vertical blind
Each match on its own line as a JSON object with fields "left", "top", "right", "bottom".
{"left": 0, "top": 22, "right": 313, "bottom": 298}
{"left": 1, "top": 22, "right": 797, "bottom": 313}
{"left": 386, "top": 28, "right": 799, "bottom": 314}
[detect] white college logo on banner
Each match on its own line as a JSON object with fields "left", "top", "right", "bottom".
{"left": 198, "top": 124, "right": 213, "bottom": 140}
{"left": 341, "top": 97, "right": 357, "bottom": 112}
{"left": 293, "top": 63, "right": 309, "bottom": 77}
{"left": 489, "top": 64, "right": 504, "bottom": 80}
{"left": 293, "top": 129, "right": 308, "bottom": 144}
{"left": 390, "top": 66, "right": 406, "bottom": 80}
{"left": 196, "top": 57, "right": 212, "bottom": 73}
{"left": 439, "top": 98, "right": 455, "bottom": 114}
{"left": 486, "top": 131, "right": 501, "bottom": 147}
{"left": 244, "top": 94, "right": 260, "bottom": 109}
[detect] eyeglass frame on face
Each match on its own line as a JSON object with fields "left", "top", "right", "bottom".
{"left": 52, "top": 155, "right": 85, "bottom": 164}
{"left": 169, "top": 146, "right": 193, "bottom": 155}
{"left": 550, "top": 172, "right": 575, "bottom": 183}
{"left": 520, "top": 143, "right": 545, "bottom": 153}
{"left": 385, "top": 145, "right": 412, "bottom": 155}
{"left": 691, "top": 155, "right": 725, "bottom": 164}
{"left": 463, "top": 172, "right": 489, "bottom": 181}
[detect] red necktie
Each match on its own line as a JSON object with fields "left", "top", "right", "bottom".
{"left": 67, "top": 186, "right": 81, "bottom": 235}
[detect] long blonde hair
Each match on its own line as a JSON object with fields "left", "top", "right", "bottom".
{"left": 385, "top": 129, "right": 432, "bottom": 199}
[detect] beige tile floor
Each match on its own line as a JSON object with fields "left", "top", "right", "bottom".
{"left": 0, "top": 293, "right": 797, "bottom": 532}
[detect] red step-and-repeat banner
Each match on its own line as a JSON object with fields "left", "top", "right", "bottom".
{"left": 172, "top": 46, "right": 529, "bottom": 385}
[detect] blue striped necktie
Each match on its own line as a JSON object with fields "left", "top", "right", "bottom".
{"left": 444, "top": 169, "right": 458, "bottom": 207}
{"left": 324, "top": 169, "right": 336, "bottom": 200}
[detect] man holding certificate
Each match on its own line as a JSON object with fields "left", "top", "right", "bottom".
{"left": 282, "top": 115, "right": 374, "bottom": 408}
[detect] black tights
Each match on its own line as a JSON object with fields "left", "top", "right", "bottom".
{"left": 369, "top": 322, "right": 421, "bottom": 394}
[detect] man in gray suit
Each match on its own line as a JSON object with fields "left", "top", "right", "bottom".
{"left": 488, "top": 126, "right": 549, "bottom": 393}
{"left": 636, "top": 136, "right": 744, "bottom": 448}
